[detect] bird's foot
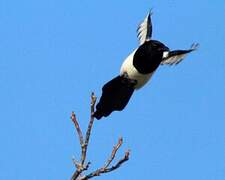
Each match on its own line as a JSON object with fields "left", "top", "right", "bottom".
{"left": 121, "top": 72, "right": 137, "bottom": 88}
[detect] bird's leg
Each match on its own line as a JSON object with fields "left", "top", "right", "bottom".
{"left": 121, "top": 72, "right": 137, "bottom": 88}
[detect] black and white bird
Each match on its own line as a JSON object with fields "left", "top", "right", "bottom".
{"left": 94, "top": 11, "right": 199, "bottom": 120}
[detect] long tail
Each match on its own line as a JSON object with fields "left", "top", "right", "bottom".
{"left": 94, "top": 75, "right": 135, "bottom": 120}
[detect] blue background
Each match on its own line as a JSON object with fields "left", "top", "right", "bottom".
{"left": 0, "top": 0, "right": 225, "bottom": 179}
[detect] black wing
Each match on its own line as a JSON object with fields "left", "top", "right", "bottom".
{"left": 137, "top": 10, "right": 153, "bottom": 46}
{"left": 161, "top": 43, "right": 199, "bottom": 65}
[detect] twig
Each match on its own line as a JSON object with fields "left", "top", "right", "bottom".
{"left": 71, "top": 93, "right": 97, "bottom": 180}
{"left": 81, "top": 139, "right": 130, "bottom": 179}
{"left": 81, "top": 92, "right": 96, "bottom": 164}
{"left": 71, "top": 93, "right": 130, "bottom": 180}
{"left": 105, "top": 150, "right": 130, "bottom": 172}
{"left": 71, "top": 112, "right": 84, "bottom": 180}
{"left": 71, "top": 112, "right": 84, "bottom": 146}
{"left": 104, "top": 138, "right": 123, "bottom": 169}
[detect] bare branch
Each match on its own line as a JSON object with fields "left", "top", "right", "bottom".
{"left": 103, "top": 137, "right": 123, "bottom": 169}
{"left": 71, "top": 93, "right": 130, "bottom": 180}
{"left": 105, "top": 150, "right": 130, "bottom": 172}
{"left": 81, "top": 149, "right": 130, "bottom": 179}
{"left": 81, "top": 93, "right": 96, "bottom": 164}
{"left": 71, "top": 112, "right": 84, "bottom": 146}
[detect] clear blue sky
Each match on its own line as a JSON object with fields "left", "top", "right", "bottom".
{"left": 0, "top": 0, "right": 225, "bottom": 179}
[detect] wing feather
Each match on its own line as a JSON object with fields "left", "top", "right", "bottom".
{"left": 137, "top": 11, "right": 153, "bottom": 45}
{"left": 161, "top": 43, "right": 199, "bottom": 65}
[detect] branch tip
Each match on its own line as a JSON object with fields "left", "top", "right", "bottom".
{"left": 71, "top": 93, "right": 130, "bottom": 180}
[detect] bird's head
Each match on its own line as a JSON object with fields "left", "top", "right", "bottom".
{"left": 150, "top": 40, "right": 169, "bottom": 52}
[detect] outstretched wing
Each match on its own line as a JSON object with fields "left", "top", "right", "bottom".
{"left": 137, "top": 10, "right": 153, "bottom": 46}
{"left": 161, "top": 43, "right": 199, "bottom": 65}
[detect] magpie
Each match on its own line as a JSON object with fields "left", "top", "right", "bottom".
{"left": 94, "top": 11, "right": 199, "bottom": 120}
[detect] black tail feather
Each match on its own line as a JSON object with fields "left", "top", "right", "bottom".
{"left": 94, "top": 75, "right": 135, "bottom": 120}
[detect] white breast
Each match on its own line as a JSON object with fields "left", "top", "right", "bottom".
{"left": 120, "top": 49, "right": 154, "bottom": 89}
